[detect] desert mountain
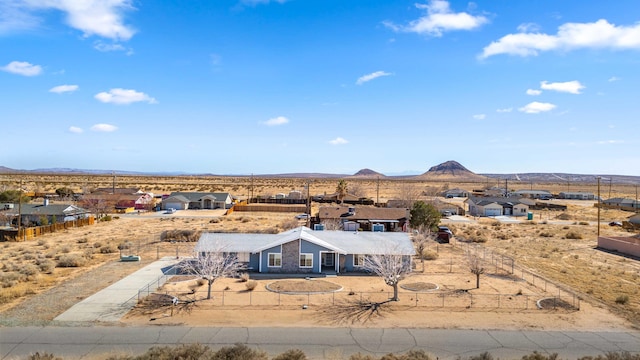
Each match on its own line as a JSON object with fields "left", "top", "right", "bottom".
{"left": 349, "top": 168, "right": 385, "bottom": 178}
{"left": 412, "top": 160, "right": 487, "bottom": 181}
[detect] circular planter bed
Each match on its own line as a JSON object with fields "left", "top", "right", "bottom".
{"left": 536, "top": 297, "right": 577, "bottom": 310}
{"left": 400, "top": 282, "right": 439, "bottom": 292}
{"left": 266, "top": 279, "right": 342, "bottom": 294}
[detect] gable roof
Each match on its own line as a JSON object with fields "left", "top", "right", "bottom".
{"left": 6, "top": 204, "right": 88, "bottom": 216}
{"left": 196, "top": 226, "right": 415, "bottom": 256}
{"left": 167, "top": 192, "right": 231, "bottom": 202}
{"left": 468, "top": 196, "right": 529, "bottom": 207}
{"left": 318, "top": 206, "right": 408, "bottom": 221}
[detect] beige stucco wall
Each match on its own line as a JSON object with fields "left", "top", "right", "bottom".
{"left": 597, "top": 237, "right": 640, "bottom": 257}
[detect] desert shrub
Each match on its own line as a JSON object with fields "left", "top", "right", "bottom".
{"left": 27, "top": 352, "right": 62, "bottom": 360}
{"left": 60, "top": 245, "right": 71, "bottom": 253}
{"left": 578, "top": 352, "right": 640, "bottom": 360}
{"left": 93, "top": 242, "right": 103, "bottom": 248}
{"left": 209, "top": 217, "right": 222, "bottom": 223}
{"left": 539, "top": 231, "right": 553, "bottom": 238}
{"left": 273, "top": 349, "right": 308, "bottom": 360}
{"left": 0, "top": 272, "right": 21, "bottom": 288}
{"left": 36, "top": 259, "right": 55, "bottom": 273}
{"left": 280, "top": 218, "right": 300, "bottom": 231}
{"left": 22, "top": 252, "right": 36, "bottom": 260}
{"left": 102, "top": 215, "right": 112, "bottom": 222}
{"left": 57, "top": 254, "right": 86, "bottom": 267}
{"left": 239, "top": 273, "right": 250, "bottom": 282}
{"left": 160, "top": 230, "right": 201, "bottom": 242}
{"left": 562, "top": 226, "right": 570, "bottom": 230}
{"left": 196, "top": 278, "right": 207, "bottom": 286}
{"left": 245, "top": 280, "right": 258, "bottom": 291}
{"left": 468, "top": 352, "right": 493, "bottom": 360}
{"left": 578, "top": 221, "right": 589, "bottom": 226}
{"left": 135, "top": 343, "right": 213, "bottom": 360}
{"left": 37, "top": 239, "right": 46, "bottom": 246}
{"left": 77, "top": 237, "right": 88, "bottom": 244}
{"left": 421, "top": 250, "right": 439, "bottom": 260}
{"left": 615, "top": 295, "right": 629, "bottom": 305}
{"left": 565, "top": 231, "right": 583, "bottom": 239}
{"left": 495, "top": 233, "right": 509, "bottom": 240}
{"left": 19, "top": 264, "right": 40, "bottom": 277}
{"left": 521, "top": 351, "right": 559, "bottom": 360}
{"left": 556, "top": 213, "right": 572, "bottom": 220}
{"left": 118, "top": 242, "right": 131, "bottom": 250}
{"left": 349, "top": 354, "right": 376, "bottom": 360}
{"left": 472, "top": 236, "right": 488, "bottom": 243}
{"left": 211, "top": 343, "right": 268, "bottom": 360}
{"left": 99, "top": 245, "right": 117, "bottom": 254}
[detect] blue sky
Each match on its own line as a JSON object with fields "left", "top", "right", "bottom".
{"left": 2, "top": 0, "right": 639, "bottom": 176}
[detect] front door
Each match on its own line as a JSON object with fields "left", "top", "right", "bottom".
{"left": 321, "top": 252, "right": 335, "bottom": 272}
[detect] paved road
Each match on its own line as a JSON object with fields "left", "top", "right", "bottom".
{"left": 1, "top": 327, "right": 639, "bottom": 360}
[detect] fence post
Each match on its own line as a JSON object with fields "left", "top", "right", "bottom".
{"left": 415, "top": 293, "right": 418, "bottom": 307}
{"left": 222, "top": 290, "right": 225, "bottom": 306}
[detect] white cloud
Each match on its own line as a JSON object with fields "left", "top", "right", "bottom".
{"left": 93, "top": 41, "right": 132, "bottom": 54}
{"left": 384, "top": 0, "right": 488, "bottom": 37}
{"left": 68, "top": 126, "right": 83, "bottom": 133}
{"left": 480, "top": 19, "right": 640, "bottom": 59}
{"left": 540, "top": 80, "right": 585, "bottom": 94}
{"left": 526, "top": 89, "right": 542, "bottom": 96}
{"left": 2, "top": 0, "right": 135, "bottom": 41}
{"left": 517, "top": 23, "right": 540, "bottom": 33}
{"left": 356, "top": 71, "right": 391, "bottom": 85}
{"left": 597, "top": 140, "right": 624, "bottom": 145}
{"left": 49, "top": 84, "right": 78, "bottom": 94}
{"left": 1, "top": 60, "right": 42, "bottom": 76}
{"left": 329, "top": 137, "right": 348, "bottom": 145}
{"left": 518, "top": 101, "right": 556, "bottom": 114}
{"left": 608, "top": 76, "right": 621, "bottom": 82}
{"left": 263, "top": 116, "right": 289, "bottom": 126}
{"left": 91, "top": 123, "right": 118, "bottom": 132}
{"left": 473, "top": 114, "right": 486, "bottom": 120}
{"left": 496, "top": 107, "right": 513, "bottom": 113}
{"left": 94, "top": 88, "right": 157, "bottom": 105}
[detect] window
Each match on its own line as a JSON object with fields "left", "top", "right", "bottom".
{"left": 299, "top": 253, "right": 313, "bottom": 268}
{"left": 268, "top": 253, "right": 281, "bottom": 267}
{"left": 353, "top": 254, "right": 365, "bottom": 267}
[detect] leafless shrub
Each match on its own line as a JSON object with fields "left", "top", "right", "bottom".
{"left": 245, "top": 280, "right": 258, "bottom": 291}
{"left": 57, "top": 254, "right": 86, "bottom": 267}
{"left": 239, "top": 273, "right": 250, "bottom": 282}
{"left": 160, "top": 230, "right": 202, "bottom": 242}
{"left": 99, "top": 245, "right": 117, "bottom": 254}
{"left": 280, "top": 218, "right": 300, "bottom": 231}
{"left": 566, "top": 231, "right": 583, "bottom": 240}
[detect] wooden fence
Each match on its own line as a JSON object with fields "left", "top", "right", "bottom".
{"left": 0, "top": 217, "right": 95, "bottom": 242}
{"left": 232, "top": 204, "right": 306, "bottom": 213}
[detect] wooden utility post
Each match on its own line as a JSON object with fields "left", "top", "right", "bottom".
{"left": 597, "top": 177, "right": 601, "bottom": 238}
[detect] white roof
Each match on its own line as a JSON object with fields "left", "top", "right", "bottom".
{"left": 196, "top": 226, "right": 415, "bottom": 255}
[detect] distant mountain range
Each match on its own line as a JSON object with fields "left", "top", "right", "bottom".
{"left": 1, "top": 163, "right": 639, "bottom": 184}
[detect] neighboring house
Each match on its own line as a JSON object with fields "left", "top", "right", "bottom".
{"left": 559, "top": 192, "right": 596, "bottom": 200}
{"left": 602, "top": 198, "right": 639, "bottom": 209}
{"left": 162, "top": 192, "right": 233, "bottom": 210}
{"left": 466, "top": 196, "right": 529, "bottom": 217}
{"left": 114, "top": 193, "right": 155, "bottom": 210}
{"left": 195, "top": 226, "right": 415, "bottom": 274}
{"left": 317, "top": 206, "right": 409, "bottom": 232}
{"left": 313, "top": 193, "right": 374, "bottom": 205}
{"left": 443, "top": 188, "right": 469, "bottom": 198}
{"left": 429, "top": 199, "right": 464, "bottom": 216}
{"left": 512, "top": 190, "right": 553, "bottom": 200}
{"left": 5, "top": 200, "right": 90, "bottom": 226}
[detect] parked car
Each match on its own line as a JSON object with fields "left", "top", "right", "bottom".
{"left": 437, "top": 226, "right": 453, "bottom": 243}
{"left": 165, "top": 208, "right": 176, "bottom": 214}
{"left": 609, "top": 221, "right": 622, "bottom": 227}
{"left": 295, "top": 214, "right": 310, "bottom": 220}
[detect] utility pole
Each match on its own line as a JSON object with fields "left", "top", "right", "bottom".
{"left": 112, "top": 171, "right": 116, "bottom": 194}
{"left": 18, "top": 179, "right": 22, "bottom": 237}
{"left": 608, "top": 177, "right": 612, "bottom": 199}
{"left": 597, "top": 177, "right": 601, "bottom": 238}
{"left": 376, "top": 176, "right": 380, "bottom": 207}
{"left": 306, "top": 179, "right": 312, "bottom": 228}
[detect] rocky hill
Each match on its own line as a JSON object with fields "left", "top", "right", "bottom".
{"left": 412, "top": 160, "right": 487, "bottom": 181}
{"left": 349, "top": 168, "right": 385, "bottom": 178}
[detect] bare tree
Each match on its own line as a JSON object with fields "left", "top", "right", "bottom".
{"left": 349, "top": 182, "right": 367, "bottom": 198}
{"left": 468, "top": 252, "right": 485, "bottom": 289}
{"left": 335, "top": 179, "right": 348, "bottom": 204}
{"left": 413, "top": 226, "right": 434, "bottom": 273}
{"left": 180, "top": 245, "right": 244, "bottom": 300}
{"left": 394, "top": 181, "right": 421, "bottom": 208}
{"left": 362, "top": 248, "right": 412, "bottom": 301}
{"left": 321, "top": 218, "right": 343, "bottom": 230}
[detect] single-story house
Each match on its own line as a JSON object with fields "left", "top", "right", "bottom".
{"left": 512, "top": 190, "right": 553, "bottom": 200}
{"left": 4, "top": 200, "right": 90, "bottom": 226}
{"left": 443, "top": 188, "right": 469, "bottom": 198}
{"left": 195, "top": 226, "right": 415, "bottom": 274}
{"left": 317, "top": 206, "right": 409, "bottom": 232}
{"left": 313, "top": 193, "right": 374, "bottom": 205}
{"left": 162, "top": 192, "right": 233, "bottom": 210}
{"left": 429, "top": 199, "right": 464, "bottom": 216}
{"left": 602, "top": 198, "right": 639, "bottom": 209}
{"left": 466, "top": 196, "right": 530, "bottom": 217}
{"left": 559, "top": 192, "right": 596, "bottom": 200}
